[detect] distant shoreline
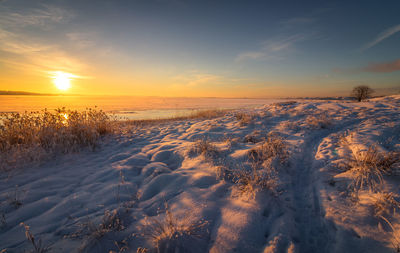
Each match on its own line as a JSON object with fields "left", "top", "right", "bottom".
{"left": 0, "top": 91, "right": 77, "bottom": 96}
{"left": 0, "top": 91, "right": 55, "bottom": 96}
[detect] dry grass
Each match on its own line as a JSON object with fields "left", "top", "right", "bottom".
{"left": 347, "top": 145, "right": 400, "bottom": 193}
{"left": 280, "top": 120, "right": 300, "bottom": 131}
{"left": 109, "top": 239, "right": 129, "bottom": 253}
{"left": 73, "top": 209, "right": 125, "bottom": 240}
{"left": 69, "top": 209, "right": 126, "bottom": 251}
{"left": 305, "top": 114, "right": 331, "bottom": 129}
{"left": 140, "top": 202, "right": 208, "bottom": 253}
{"left": 215, "top": 165, "right": 234, "bottom": 181}
{"left": 0, "top": 108, "right": 114, "bottom": 171}
{"left": 8, "top": 185, "right": 23, "bottom": 209}
{"left": 247, "top": 135, "right": 289, "bottom": 166}
{"left": 235, "top": 112, "right": 256, "bottom": 126}
{"left": 0, "top": 212, "right": 6, "bottom": 228}
{"left": 123, "top": 109, "right": 227, "bottom": 127}
{"left": 244, "top": 130, "right": 263, "bottom": 143}
{"left": 373, "top": 192, "right": 400, "bottom": 218}
{"left": 271, "top": 101, "right": 297, "bottom": 107}
{"left": 20, "top": 222, "right": 50, "bottom": 253}
{"left": 232, "top": 166, "right": 279, "bottom": 198}
{"left": 372, "top": 192, "right": 400, "bottom": 252}
{"left": 188, "top": 139, "right": 220, "bottom": 160}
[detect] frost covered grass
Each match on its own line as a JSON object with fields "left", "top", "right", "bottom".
{"left": 140, "top": 203, "right": 208, "bottom": 253}
{"left": 188, "top": 139, "right": 220, "bottom": 160}
{"left": 305, "top": 114, "right": 331, "bottom": 129}
{"left": 232, "top": 166, "right": 279, "bottom": 198}
{"left": 235, "top": 112, "right": 255, "bottom": 126}
{"left": 247, "top": 135, "right": 288, "bottom": 166}
{"left": 0, "top": 108, "right": 114, "bottom": 171}
{"left": 72, "top": 209, "right": 125, "bottom": 240}
{"left": 373, "top": 192, "right": 400, "bottom": 218}
{"left": 372, "top": 192, "right": 400, "bottom": 251}
{"left": 123, "top": 109, "right": 227, "bottom": 127}
{"left": 347, "top": 145, "right": 400, "bottom": 193}
{"left": 70, "top": 209, "right": 126, "bottom": 251}
{"left": 225, "top": 134, "right": 288, "bottom": 198}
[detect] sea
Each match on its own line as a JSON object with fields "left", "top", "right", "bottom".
{"left": 0, "top": 95, "right": 285, "bottom": 120}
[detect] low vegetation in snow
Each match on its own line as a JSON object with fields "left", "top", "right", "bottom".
{"left": 0, "top": 108, "right": 114, "bottom": 171}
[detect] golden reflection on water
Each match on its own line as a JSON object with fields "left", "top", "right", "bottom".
{"left": 0, "top": 95, "right": 280, "bottom": 113}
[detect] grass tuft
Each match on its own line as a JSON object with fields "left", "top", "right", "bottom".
{"left": 188, "top": 139, "right": 220, "bottom": 160}
{"left": 140, "top": 202, "right": 208, "bottom": 253}
{"left": 20, "top": 222, "right": 50, "bottom": 253}
{"left": 232, "top": 166, "right": 279, "bottom": 199}
{"left": 371, "top": 192, "right": 400, "bottom": 252}
{"left": 305, "top": 114, "right": 331, "bottom": 129}
{"left": 75, "top": 209, "right": 125, "bottom": 240}
{"left": 247, "top": 135, "right": 288, "bottom": 166}
{"left": 347, "top": 145, "right": 399, "bottom": 193}
{"left": 373, "top": 192, "right": 400, "bottom": 218}
{"left": 235, "top": 112, "right": 255, "bottom": 126}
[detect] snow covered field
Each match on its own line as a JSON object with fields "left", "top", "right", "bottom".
{"left": 1, "top": 96, "right": 400, "bottom": 253}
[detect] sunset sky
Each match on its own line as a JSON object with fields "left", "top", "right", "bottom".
{"left": 0, "top": 0, "right": 399, "bottom": 97}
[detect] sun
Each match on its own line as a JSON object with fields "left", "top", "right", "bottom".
{"left": 52, "top": 72, "right": 72, "bottom": 91}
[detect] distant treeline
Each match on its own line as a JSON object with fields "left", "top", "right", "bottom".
{"left": 0, "top": 91, "right": 54, "bottom": 96}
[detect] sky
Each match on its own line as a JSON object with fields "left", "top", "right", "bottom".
{"left": 0, "top": 0, "right": 399, "bottom": 97}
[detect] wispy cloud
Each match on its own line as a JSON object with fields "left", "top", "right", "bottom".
{"left": 66, "top": 32, "right": 97, "bottom": 49}
{"left": 235, "top": 51, "right": 267, "bottom": 62}
{"left": 0, "top": 4, "right": 74, "bottom": 29}
{"left": 173, "top": 71, "right": 221, "bottom": 87}
{"left": 362, "top": 59, "right": 400, "bottom": 73}
{"left": 361, "top": 24, "right": 400, "bottom": 51}
{"left": 333, "top": 58, "right": 400, "bottom": 74}
{"left": 235, "top": 34, "right": 307, "bottom": 62}
{"left": 0, "top": 4, "right": 90, "bottom": 75}
{"left": 280, "top": 17, "right": 315, "bottom": 28}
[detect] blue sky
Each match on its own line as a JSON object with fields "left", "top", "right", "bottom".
{"left": 0, "top": 0, "right": 399, "bottom": 97}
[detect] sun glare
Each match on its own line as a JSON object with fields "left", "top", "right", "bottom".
{"left": 52, "top": 71, "right": 72, "bottom": 91}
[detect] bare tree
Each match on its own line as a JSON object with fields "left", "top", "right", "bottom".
{"left": 351, "top": 85, "right": 374, "bottom": 102}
